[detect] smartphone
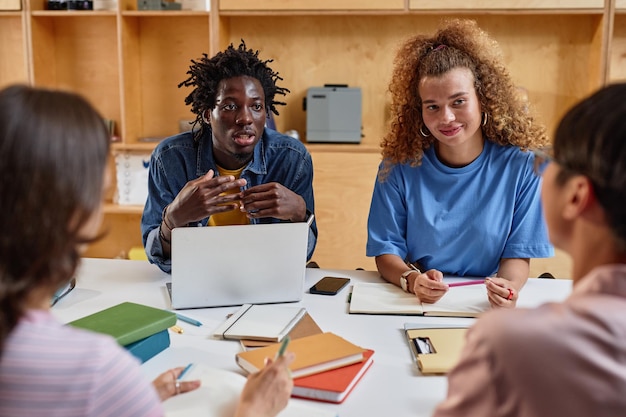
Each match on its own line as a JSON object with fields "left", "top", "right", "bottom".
{"left": 309, "top": 276, "right": 350, "bottom": 295}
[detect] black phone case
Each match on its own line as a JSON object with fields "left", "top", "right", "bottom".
{"left": 309, "top": 277, "right": 350, "bottom": 295}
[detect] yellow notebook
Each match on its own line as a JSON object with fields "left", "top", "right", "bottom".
{"left": 235, "top": 332, "right": 365, "bottom": 378}
{"left": 405, "top": 326, "right": 469, "bottom": 375}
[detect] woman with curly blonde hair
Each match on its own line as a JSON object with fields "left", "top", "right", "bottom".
{"left": 367, "top": 19, "right": 553, "bottom": 308}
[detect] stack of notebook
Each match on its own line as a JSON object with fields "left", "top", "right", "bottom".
{"left": 235, "top": 331, "right": 374, "bottom": 404}
{"left": 68, "top": 301, "right": 177, "bottom": 363}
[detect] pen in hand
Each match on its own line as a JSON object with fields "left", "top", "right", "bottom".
{"left": 178, "top": 363, "right": 194, "bottom": 380}
{"left": 447, "top": 279, "right": 485, "bottom": 288}
{"left": 275, "top": 335, "right": 291, "bottom": 360}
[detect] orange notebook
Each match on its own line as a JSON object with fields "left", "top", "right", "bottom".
{"left": 292, "top": 349, "right": 374, "bottom": 403}
{"left": 235, "top": 332, "right": 365, "bottom": 378}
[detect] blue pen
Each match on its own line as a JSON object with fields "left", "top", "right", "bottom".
{"left": 178, "top": 363, "right": 194, "bottom": 380}
{"left": 175, "top": 313, "right": 203, "bottom": 327}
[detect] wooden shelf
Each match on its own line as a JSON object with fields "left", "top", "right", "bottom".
{"left": 306, "top": 143, "right": 380, "bottom": 154}
{"left": 112, "top": 142, "right": 159, "bottom": 152}
{"left": 219, "top": 0, "right": 404, "bottom": 12}
{"left": 409, "top": 0, "right": 604, "bottom": 10}
{"left": 31, "top": 10, "right": 117, "bottom": 16}
{"left": 121, "top": 10, "right": 210, "bottom": 16}
{"left": 104, "top": 203, "right": 144, "bottom": 215}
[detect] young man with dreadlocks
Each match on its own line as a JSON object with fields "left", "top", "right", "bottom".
{"left": 141, "top": 42, "right": 317, "bottom": 273}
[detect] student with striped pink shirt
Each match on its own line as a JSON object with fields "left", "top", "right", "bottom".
{"left": 0, "top": 85, "right": 294, "bottom": 417}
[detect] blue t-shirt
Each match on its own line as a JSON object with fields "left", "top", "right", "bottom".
{"left": 366, "top": 141, "right": 553, "bottom": 277}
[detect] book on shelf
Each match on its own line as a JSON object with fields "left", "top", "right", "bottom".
{"left": 163, "top": 364, "right": 336, "bottom": 417}
{"left": 236, "top": 332, "right": 365, "bottom": 379}
{"left": 124, "top": 328, "right": 171, "bottom": 363}
{"left": 213, "top": 303, "right": 306, "bottom": 343}
{"left": 349, "top": 281, "right": 491, "bottom": 317}
{"left": 68, "top": 301, "right": 177, "bottom": 346}
{"left": 292, "top": 349, "right": 374, "bottom": 403}
{"left": 404, "top": 323, "right": 470, "bottom": 375}
{"left": 240, "top": 311, "right": 323, "bottom": 349}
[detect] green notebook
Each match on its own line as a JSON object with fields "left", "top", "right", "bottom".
{"left": 68, "top": 302, "right": 177, "bottom": 346}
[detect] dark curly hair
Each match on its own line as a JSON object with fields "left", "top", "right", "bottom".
{"left": 379, "top": 19, "right": 548, "bottom": 180}
{"left": 178, "top": 40, "right": 289, "bottom": 137}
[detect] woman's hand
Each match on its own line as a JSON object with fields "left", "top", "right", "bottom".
{"left": 413, "top": 269, "right": 448, "bottom": 303}
{"left": 485, "top": 277, "right": 518, "bottom": 308}
{"left": 235, "top": 352, "right": 296, "bottom": 417}
{"left": 152, "top": 366, "right": 201, "bottom": 401}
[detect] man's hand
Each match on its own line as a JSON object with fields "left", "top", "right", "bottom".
{"left": 240, "top": 182, "right": 307, "bottom": 222}
{"left": 167, "top": 169, "right": 247, "bottom": 227}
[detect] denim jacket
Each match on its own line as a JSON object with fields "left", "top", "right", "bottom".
{"left": 141, "top": 127, "right": 317, "bottom": 273}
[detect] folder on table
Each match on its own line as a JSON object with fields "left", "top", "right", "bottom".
{"left": 404, "top": 323, "right": 469, "bottom": 375}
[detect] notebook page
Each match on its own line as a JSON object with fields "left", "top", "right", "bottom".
{"left": 421, "top": 283, "right": 491, "bottom": 317}
{"left": 163, "top": 364, "right": 336, "bottom": 417}
{"left": 349, "top": 282, "right": 424, "bottom": 315}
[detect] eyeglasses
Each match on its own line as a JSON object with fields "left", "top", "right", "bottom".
{"left": 532, "top": 147, "right": 554, "bottom": 176}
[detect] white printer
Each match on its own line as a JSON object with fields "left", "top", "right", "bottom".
{"left": 305, "top": 85, "right": 362, "bottom": 143}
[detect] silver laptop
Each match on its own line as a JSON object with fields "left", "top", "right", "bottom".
{"left": 170, "top": 221, "right": 309, "bottom": 309}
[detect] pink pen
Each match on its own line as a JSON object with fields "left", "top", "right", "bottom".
{"left": 447, "top": 279, "right": 485, "bottom": 288}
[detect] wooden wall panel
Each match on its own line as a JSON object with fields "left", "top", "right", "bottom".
{"left": 310, "top": 150, "right": 380, "bottom": 270}
{"left": 0, "top": 16, "right": 28, "bottom": 87}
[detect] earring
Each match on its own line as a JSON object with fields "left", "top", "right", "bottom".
{"left": 419, "top": 125, "right": 430, "bottom": 137}
{"left": 201, "top": 110, "right": 210, "bottom": 125}
{"left": 481, "top": 112, "right": 488, "bottom": 127}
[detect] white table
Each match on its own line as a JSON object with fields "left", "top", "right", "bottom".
{"left": 52, "top": 258, "right": 573, "bottom": 417}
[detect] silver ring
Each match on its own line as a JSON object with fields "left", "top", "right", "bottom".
{"left": 175, "top": 380, "right": 181, "bottom": 395}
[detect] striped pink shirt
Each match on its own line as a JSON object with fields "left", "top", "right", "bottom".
{"left": 0, "top": 310, "right": 164, "bottom": 417}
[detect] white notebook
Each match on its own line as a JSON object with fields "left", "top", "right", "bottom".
{"left": 349, "top": 278, "right": 573, "bottom": 317}
{"left": 213, "top": 304, "right": 307, "bottom": 342}
{"left": 349, "top": 282, "right": 490, "bottom": 317}
{"left": 164, "top": 364, "right": 336, "bottom": 417}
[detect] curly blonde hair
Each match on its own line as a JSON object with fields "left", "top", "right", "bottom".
{"left": 379, "top": 19, "right": 548, "bottom": 180}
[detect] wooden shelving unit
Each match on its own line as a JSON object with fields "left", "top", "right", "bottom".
{"left": 0, "top": 0, "right": 619, "bottom": 275}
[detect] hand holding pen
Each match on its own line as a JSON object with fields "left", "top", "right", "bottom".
{"left": 236, "top": 337, "right": 295, "bottom": 417}
{"left": 413, "top": 269, "right": 448, "bottom": 304}
{"left": 485, "top": 277, "right": 518, "bottom": 308}
{"left": 152, "top": 364, "right": 201, "bottom": 401}
{"left": 447, "top": 279, "right": 485, "bottom": 288}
